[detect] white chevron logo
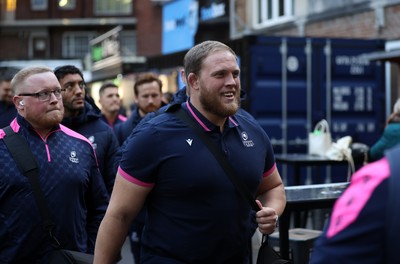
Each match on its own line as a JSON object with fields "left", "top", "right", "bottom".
{"left": 186, "top": 139, "right": 193, "bottom": 146}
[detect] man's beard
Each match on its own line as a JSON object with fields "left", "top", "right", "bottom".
{"left": 199, "top": 89, "right": 240, "bottom": 118}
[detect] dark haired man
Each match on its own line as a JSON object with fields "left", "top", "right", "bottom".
{"left": 98, "top": 82, "right": 126, "bottom": 128}
{"left": 0, "top": 70, "right": 17, "bottom": 128}
{"left": 54, "top": 65, "right": 120, "bottom": 194}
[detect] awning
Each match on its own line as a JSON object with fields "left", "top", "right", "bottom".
{"left": 362, "top": 49, "right": 400, "bottom": 63}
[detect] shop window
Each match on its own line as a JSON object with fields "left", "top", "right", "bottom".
{"left": 31, "top": 0, "right": 47, "bottom": 10}
{"left": 93, "top": 0, "right": 133, "bottom": 15}
{"left": 252, "top": 0, "right": 294, "bottom": 29}
{"left": 62, "top": 32, "right": 97, "bottom": 58}
{"left": 6, "top": 0, "right": 16, "bottom": 11}
{"left": 32, "top": 37, "right": 47, "bottom": 58}
{"left": 120, "top": 31, "right": 137, "bottom": 56}
{"left": 58, "top": 0, "right": 76, "bottom": 10}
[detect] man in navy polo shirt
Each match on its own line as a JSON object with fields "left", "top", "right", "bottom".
{"left": 94, "top": 40, "right": 287, "bottom": 264}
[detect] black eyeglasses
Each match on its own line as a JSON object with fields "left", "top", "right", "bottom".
{"left": 18, "top": 88, "right": 64, "bottom": 102}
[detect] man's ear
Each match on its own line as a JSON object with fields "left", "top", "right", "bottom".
{"left": 187, "top": 73, "right": 199, "bottom": 90}
{"left": 14, "top": 97, "right": 24, "bottom": 109}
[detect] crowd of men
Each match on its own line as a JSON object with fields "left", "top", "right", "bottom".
{"left": 1, "top": 39, "right": 397, "bottom": 264}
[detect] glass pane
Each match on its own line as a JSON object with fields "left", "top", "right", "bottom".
{"left": 279, "top": 0, "right": 284, "bottom": 16}
{"left": 58, "top": 0, "right": 76, "bottom": 10}
{"left": 94, "top": 0, "right": 132, "bottom": 15}
{"left": 31, "top": 0, "right": 47, "bottom": 10}
{"left": 268, "top": 0, "right": 272, "bottom": 19}
{"left": 120, "top": 31, "right": 136, "bottom": 56}
{"left": 62, "top": 33, "right": 96, "bottom": 58}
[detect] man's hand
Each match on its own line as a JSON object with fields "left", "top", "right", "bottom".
{"left": 255, "top": 200, "right": 279, "bottom": 234}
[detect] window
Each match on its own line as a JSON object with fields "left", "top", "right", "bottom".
{"left": 253, "top": 0, "right": 294, "bottom": 29}
{"left": 6, "top": 0, "right": 16, "bottom": 11}
{"left": 31, "top": 0, "right": 47, "bottom": 10}
{"left": 120, "top": 31, "right": 137, "bottom": 56}
{"left": 58, "top": 0, "right": 76, "bottom": 10}
{"left": 94, "top": 0, "right": 132, "bottom": 15}
{"left": 62, "top": 32, "right": 97, "bottom": 58}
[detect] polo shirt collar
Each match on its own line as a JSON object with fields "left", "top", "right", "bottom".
{"left": 182, "top": 101, "right": 239, "bottom": 132}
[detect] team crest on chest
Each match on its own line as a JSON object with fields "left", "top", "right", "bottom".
{"left": 69, "top": 151, "right": 79, "bottom": 163}
{"left": 241, "top": 131, "right": 254, "bottom": 147}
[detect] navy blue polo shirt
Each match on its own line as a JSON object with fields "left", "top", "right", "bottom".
{"left": 118, "top": 101, "right": 276, "bottom": 263}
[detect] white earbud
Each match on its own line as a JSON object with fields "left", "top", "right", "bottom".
{"left": 19, "top": 101, "right": 24, "bottom": 106}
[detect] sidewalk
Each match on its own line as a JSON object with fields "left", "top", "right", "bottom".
{"left": 117, "top": 237, "right": 135, "bottom": 264}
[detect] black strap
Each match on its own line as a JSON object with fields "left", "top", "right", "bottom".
{"left": 385, "top": 146, "right": 400, "bottom": 264}
{"left": 2, "top": 126, "right": 59, "bottom": 247}
{"left": 173, "top": 108, "right": 260, "bottom": 211}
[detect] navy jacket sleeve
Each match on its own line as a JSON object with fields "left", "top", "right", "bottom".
{"left": 102, "top": 128, "right": 121, "bottom": 194}
{"left": 85, "top": 164, "right": 109, "bottom": 253}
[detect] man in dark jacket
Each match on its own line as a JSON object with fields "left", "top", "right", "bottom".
{"left": 0, "top": 69, "right": 18, "bottom": 128}
{"left": 54, "top": 65, "right": 120, "bottom": 194}
{"left": 114, "top": 73, "right": 164, "bottom": 145}
{"left": 0, "top": 66, "right": 109, "bottom": 263}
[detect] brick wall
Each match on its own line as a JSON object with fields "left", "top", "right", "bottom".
{"left": 135, "top": 1, "right": 162, "bottom": 57}
{"left": 270, "top": 5, "right": 400, "bottom": 40}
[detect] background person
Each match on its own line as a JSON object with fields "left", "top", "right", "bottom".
{"left": 0, "top": 70, "right": 17, "bottom": 128}
{"left": 54, "top": 65, "right": 120, "bottom": 195}
{"left": 98, "top": 82, "right": 126, "bottom": 128}
{"left": 94, "top": 40, "right": 286, "bottom": 264}
{"left": 161, "top": 91, "right": 174, "bottom": 105}
{"left": 368, "top": 98, "right": 400, "bottom": 162}
{"left": 114, "top": 73, "right": 164, "bottom": 145}
{"left": 114, "top": 73, "right": 165, "bottom": 264}
{"left": 0, "top": 66, "right": 109, "bottom": 263}
{"left": 310, "top": 143, "right": 400, "bottom": 263}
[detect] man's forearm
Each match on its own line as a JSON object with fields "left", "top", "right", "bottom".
{"left": 94, "top": 216, "right": 130, "bottom": 264}
{"left": 257, "top": 184, "right": 286, "bottom": 216}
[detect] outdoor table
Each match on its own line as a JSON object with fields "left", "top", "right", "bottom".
{"left": 278, "top": 182, "right": 349, "bottom": 259}
{"left": 275, "top": 153, "right": 348, "bottom": 186}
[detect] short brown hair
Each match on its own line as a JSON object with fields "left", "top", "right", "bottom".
{"left": 11, "top": 66, "right": 53, "bottom": 94}
{"left": 134, "top": 73, "right": 162, "bottom": 96}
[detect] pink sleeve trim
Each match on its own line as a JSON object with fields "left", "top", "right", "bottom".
{"left": 263, "top": 163, "right": 277, "bottom": 178}
{"left": 326, "top": 158, "right": 390, "bottom": 238}
{"left": 59, "top": 125, "right": 99, "bottom": 166}
{"left": 0, "top": 119, "right": 20, "bottom": 138}
{"left": 60, "top": 125, "right": 92, "bottom": 144}
{"left": 118, "top": 166, "right": 155, "bottom": 188}
{"left": 118, "top": 114, "right": 127, "bottom": 122}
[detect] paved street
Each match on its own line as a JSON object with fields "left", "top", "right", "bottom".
{"left": 117, "top": 237, "right": 135, "bottom": 264}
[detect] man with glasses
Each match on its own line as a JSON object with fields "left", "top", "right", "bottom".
{"left": 0, "top": 66, "right": 109, "bottom": 263}
{"left": 54, "top": 65, "right": 120, "bottom": 195}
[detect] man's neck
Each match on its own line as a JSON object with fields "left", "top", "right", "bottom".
{"left": 102, "top": 111, "right": 118, "bottom": 122}
{"left": 64, "top": 108, "right": 82, "bottom": 118}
